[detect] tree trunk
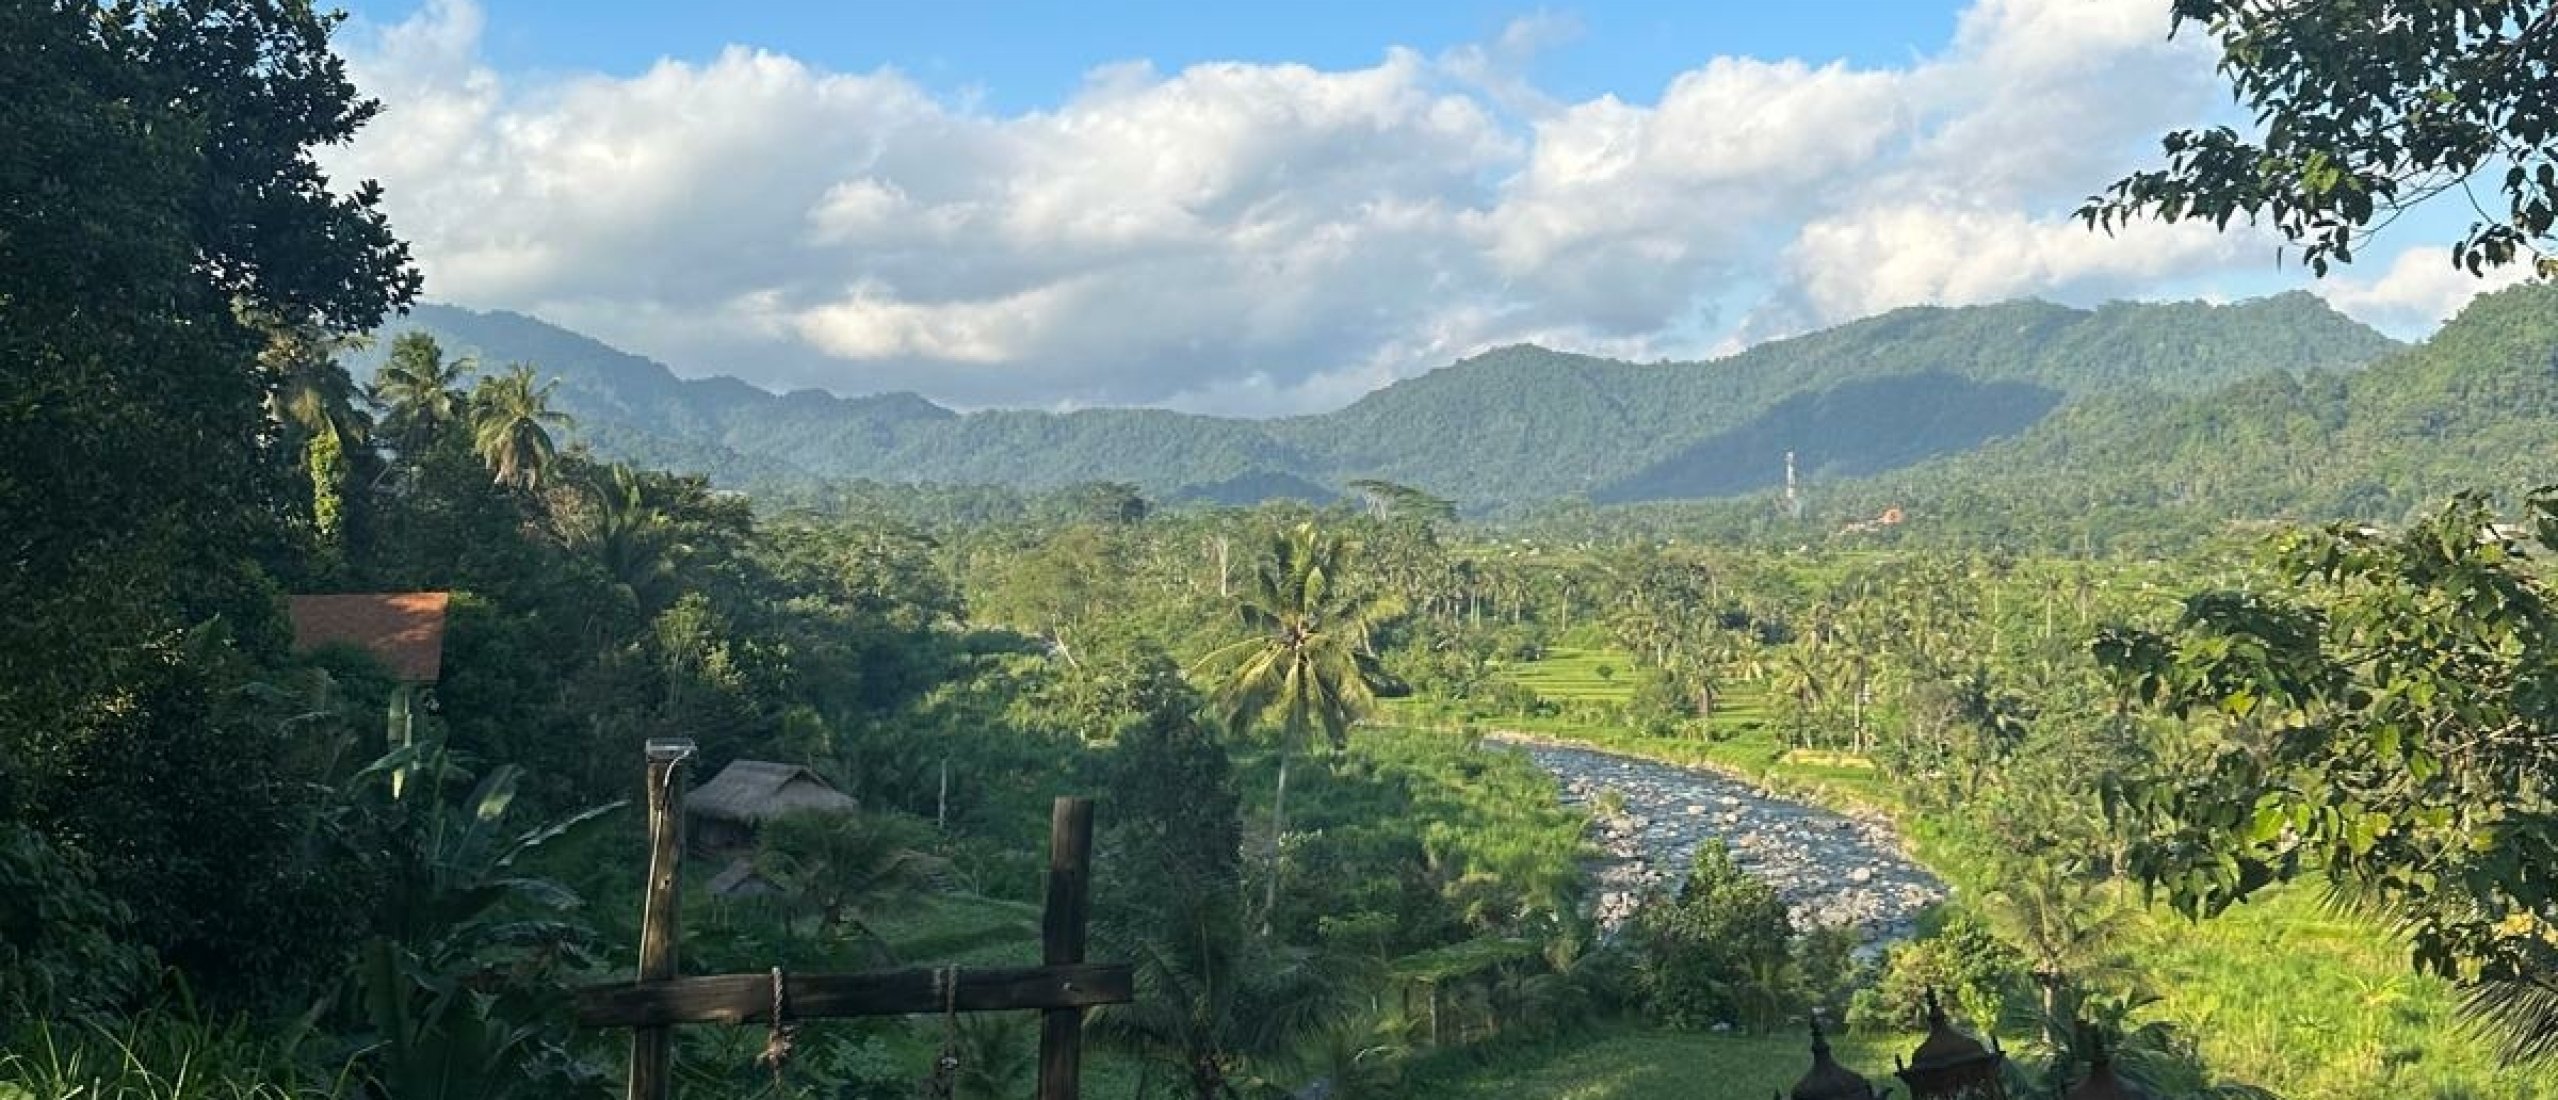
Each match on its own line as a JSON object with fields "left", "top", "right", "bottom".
{"left": 1262, "top": 750, "right": 1291, "bottom": 936}
{"left": 1191, "top": 1054, "right": 1223, "bottom": 1100}
{"left": 1852, "top": 680, "right": 1867, "bottom": 753}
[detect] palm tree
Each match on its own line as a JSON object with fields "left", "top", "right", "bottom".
{"left": 1196, "top": 522, "right": 1404, "bottom": 929}
{"left": 752, "top": 809, "right": 945, "bottom": 960}
{"left": 469, "top": 364, "right": 573, "bottom": 489}
{"left": 372, "top": 331, "right": 475, "bottom": 453}
{"left": 1092, "top": 883, "right": 1343, "bottom": 1099}
{"left": 574, "top": 463, "right": 678, "bottom": 611}
{"left": 1979, "top": 859, "right": 2135, "bottom": 1047}
{"left": 1769, "top": 647, "right": 1831, "bottom": 749}
{"left": 248, "top": 318, "right": 374, "bottom": 561}
{"left": 244, "top": 306, "right": 374, "bottom": 447}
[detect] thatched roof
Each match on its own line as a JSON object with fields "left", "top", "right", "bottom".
{"left": 688, "top": 760, "right": 856, "bottom": 825}
{"left": 706, "top": 857, "right": 780, "bottom": 898}
{"left": 289, "top": 592, "right": 450, "bottom": 683}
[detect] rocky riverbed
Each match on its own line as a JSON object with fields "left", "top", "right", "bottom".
{"left": 1495, "top": 737, "right": 1945, "bottom": 944}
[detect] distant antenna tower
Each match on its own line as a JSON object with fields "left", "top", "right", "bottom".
{"left": 1783, "top": 450, "right": 1802, "bottom": 519}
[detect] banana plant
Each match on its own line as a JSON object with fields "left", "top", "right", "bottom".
{"left": 339, "top": 743, "right": 624, "bottom": 1099}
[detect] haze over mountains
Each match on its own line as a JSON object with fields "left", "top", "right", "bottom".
{"left": 362, "top": 290, "right": 2432, "bottom": 510}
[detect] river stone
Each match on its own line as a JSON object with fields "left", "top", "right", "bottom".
{"left": 1489, "top": 736, "right": 1947, "bottom": 947}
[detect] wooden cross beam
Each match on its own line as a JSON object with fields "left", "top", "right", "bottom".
{"left": 579, "top": 740, "right": 1134, "bottom": 1100}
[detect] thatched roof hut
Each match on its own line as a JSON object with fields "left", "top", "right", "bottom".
{"left": 687, "top": 760, "right": 856, "bottom": 853}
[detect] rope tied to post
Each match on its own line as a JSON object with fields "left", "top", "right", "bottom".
{"left": 757, "top": 966, "right": 797, "bottom": 1086}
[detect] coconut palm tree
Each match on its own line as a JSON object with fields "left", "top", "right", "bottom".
{"left": 1195, "top": 522, "right": 1404, "bottom": 929}
{"left": 573, "top": 463, "right": 679, "bottom": 611}
{"left": 244, "top": 306, "right": 374, "bottom": 446}
{"left": 372, "top": 332, "right": 476, "bottom": 454}
{"left": 469, "top": 365, "right": 573, "bottom": 489}
{"left": 1979, "top": 859, "right": 2135, "bottom": 1048}
{"left": 752, "top": 809, "right": 945, "bottom": 960}
{"left": 1092, "top": 883, "right": 1343, "bottom": 1100}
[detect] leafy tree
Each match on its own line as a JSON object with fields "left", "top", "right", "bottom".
{"left": 2097, "top": 492, "right": 2558, "bottom": 1057}
{"left": 2086, "top": 0, "right": 2558, "bottom": 276}
{"left": 0, "top": 823, "right": 149, "bottom": 1018}
{"left": 1197, "top": 522, "right": 1406, "bottom": 928}
{"left": 1065, "top": 480, "right": 1152, "bottom": 526}
{"left": 1623, "top": 665, "right": 1702, "bottom": 739}
{"left": 471, "top": 365, "right": 574, "bottom": 489}
{"left": 1, "top": 0, "right": 414, "bottom": 820}
{"left": 1850, "top": 911, "right": 2027, "bottom": 1037}
{"left": 1346, "top": 479, "right": 1457, "bottom": 526}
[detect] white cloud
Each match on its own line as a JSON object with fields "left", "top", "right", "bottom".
{"left": 331, "top": 0, "right": 2306, "bottom": 414}
{"left": 2316, "top": 246, "right": 2536, "bottom": 336}
{"left": 1784, "top": 206, "right": 2245, "bottom": 323}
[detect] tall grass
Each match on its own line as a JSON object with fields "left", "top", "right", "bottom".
{"left": 0, "top": 1011, "right": 351, "bottom": 1100}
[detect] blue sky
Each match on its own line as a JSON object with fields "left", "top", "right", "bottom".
{"left": 325, "top": 1, "right": 2512, "bottom": 415}
{"left": 343, "top": 2, "right": 1968, "bottom": 113}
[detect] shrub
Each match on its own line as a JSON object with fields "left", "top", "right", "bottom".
{"left": 1847, "top": 910, "right": 2027, "bottom": 1034}
{"left": 1630, "top": 841, "right": 1796, "bottom": 1030}
{"left": 0, "top": 822, "right": 149, "bottom": 1018}
{"left": 1623, "top": 667, "right": 1694, "bottom": 737}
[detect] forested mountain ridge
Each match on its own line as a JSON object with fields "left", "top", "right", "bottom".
{"left": 362, "top": 292, "right": 2396, "bottom": 505}
{"left": 1823, "top": 283, "right": 2558, "bottom": 548}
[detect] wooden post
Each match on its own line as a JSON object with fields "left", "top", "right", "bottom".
{"left": 1037, "top": 797, "right": 1094, "bottom": 1100}
{"left": 631, "top": 738, "right": 695, "bottom": 1100}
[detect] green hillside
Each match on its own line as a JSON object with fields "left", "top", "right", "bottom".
{"left": 1828, "top": 283, "right": 2558, "bottom": 548}
{"left": 362, "top": 292, "right": 2396, "bottom": 508}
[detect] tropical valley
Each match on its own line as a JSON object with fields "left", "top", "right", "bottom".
{"left": 14, "top": 4, "right": 2558, "bottom": 1100}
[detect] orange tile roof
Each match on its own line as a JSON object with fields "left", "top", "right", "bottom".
{"left": 288, "top": 592, "right": 451, "bottom": 683}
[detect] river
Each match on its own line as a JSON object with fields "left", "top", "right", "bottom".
{"left": 1494, "top": 737, "right": 1945, "bottom": 943}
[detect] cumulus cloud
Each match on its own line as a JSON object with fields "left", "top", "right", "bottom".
{"left": 330, "top": 0, "right": 2310, "bottom": 414}
{"left": 2316, "top": 246, "right": 2535, "bottom": 336}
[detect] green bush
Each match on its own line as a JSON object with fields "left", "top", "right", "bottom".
{"left": 0, "top": 822, "right": 149, "bottom": 1018}
{"left": 1623, "top": 667, "right": 1694, "bottom": 738}
{"left": 1630, "top": 842, "right": 1796, "bottom": 1031}
{"left": 1847, "top": 909, "right": 2026, "bottom": 1035}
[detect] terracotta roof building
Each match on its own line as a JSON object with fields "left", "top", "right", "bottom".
{"left": 288, "top": 592, "right": 452, "bottom": 683}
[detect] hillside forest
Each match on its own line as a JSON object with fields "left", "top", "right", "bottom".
{"left": 14, "top": 5, "right": 2558, "bottom": 1100}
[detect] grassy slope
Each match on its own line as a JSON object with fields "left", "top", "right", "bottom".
{"left": 1406, "top": 645, "right": 2540, "bottom": 1099}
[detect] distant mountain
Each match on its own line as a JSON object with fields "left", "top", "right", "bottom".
{"left": 359, "top": 292, "right": 2400, "bottom": 508}
{"left": 1824, "top": 283, "right": 2558, "bottom": 547}
{"left": 1591, "top": 374, "right": 2063, "bottom": 503}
